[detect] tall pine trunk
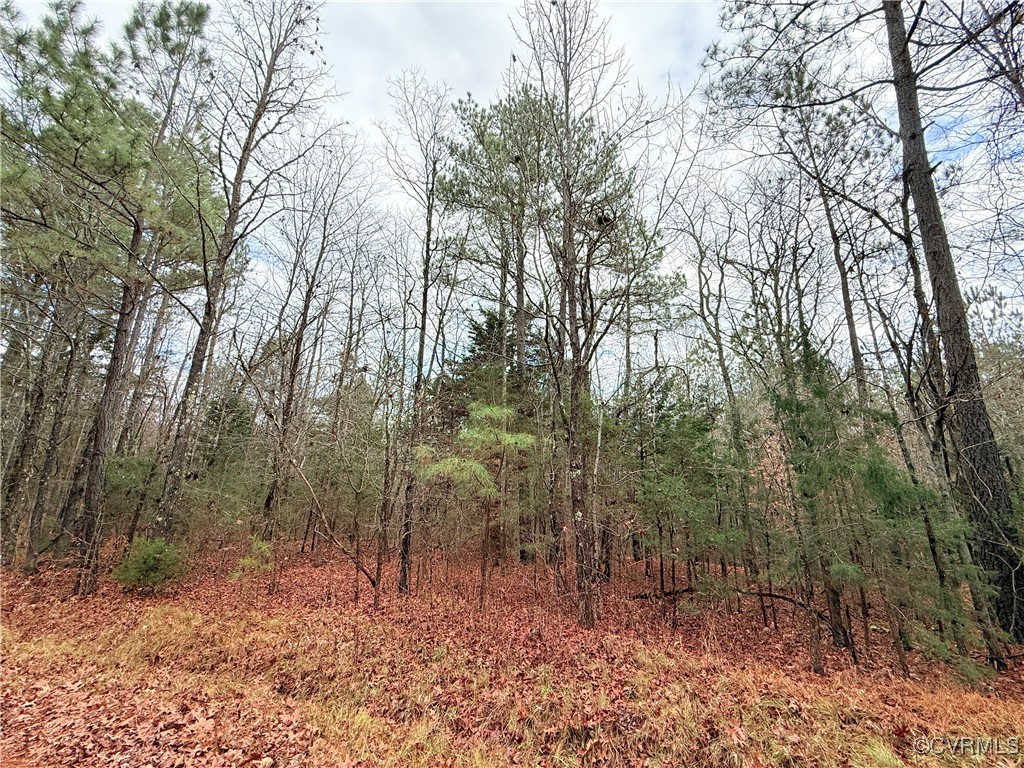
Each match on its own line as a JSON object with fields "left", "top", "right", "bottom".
{"left": 884, "top": 0, "right": 1023, "bottom": 642}
{"left": 74, "top": 275, "right": 141, "bottom": 595}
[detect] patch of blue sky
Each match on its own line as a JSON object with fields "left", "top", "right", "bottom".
{"left": 925, "top": 111, "right": 989, "bottom": 165}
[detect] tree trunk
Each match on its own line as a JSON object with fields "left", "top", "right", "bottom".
{"left": 398, "top": 198, "right": 434, "bottom": 595}
{"left": 117, "top": 287, "right": 171, "bottom": 456}
{"left": 74, "top": 277, "right": 141, "bottom": 595}
{"left": 1, "top": 321, "right": 60, "bottom": 564}
{"left": 885, "top": 0, "right": 1023, "bottom": 642}
{"left": 157, "top": 238, "right": 230, "bottom": 536}
{"left": 569, "top": 363, "right": 597, "bottom": 628}
{"left": 23, "top": 334, "right": 79, "bottom": 574}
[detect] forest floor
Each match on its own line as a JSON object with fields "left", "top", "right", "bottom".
{"left": 2, "top": 544, "right": 1023, "bottom": 768}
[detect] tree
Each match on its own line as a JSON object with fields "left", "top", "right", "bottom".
{"left": 418, "top": 403, "right": 534, "bottom": 610}
{"left": 380, "top": 69, "right": 458, "bottom": 595}
{"left": 883, "top": 0, "right": 1022, "bottom": 642}
{"left": 156, "top": 0, "right": 330, "bottom": 535}
{"left": 246, "top": 129, "right": 370, "bottom": 540}
{"left": 706, "top": 0, "right": 1024, "bottom": 653}
{"left": 0, "top": 0, "right": 210, "bottom": 592}
{"left": 515, "top": 0, "right": 666, "bottom": 627}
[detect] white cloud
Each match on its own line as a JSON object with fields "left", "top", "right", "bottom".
{"left": 14, "top": 0, "right": 722, "bottom": 129}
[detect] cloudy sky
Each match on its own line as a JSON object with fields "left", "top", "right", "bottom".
{"left": 15, "top": 0, "right": 723, "bottom": 133}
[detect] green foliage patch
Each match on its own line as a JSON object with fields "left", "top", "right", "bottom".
{"left": 230, "top": 536, "right": 274, "bottom": 581}
{"left": 113, "top": 538, "right": 185, "bottom": 592}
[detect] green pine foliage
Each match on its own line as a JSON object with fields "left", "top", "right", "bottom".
{"left": 418, "top": 403, "right": 536, "bottom": 503}
{"left": 628, "top": 378, "right": 728, "bottom": 576}
{"left": 113, "top": 538, "right": 185, "bottom": 592}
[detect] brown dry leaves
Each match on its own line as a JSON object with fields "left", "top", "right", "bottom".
{"left": 2, "top": 551, "right": 1023, "bottom": 767}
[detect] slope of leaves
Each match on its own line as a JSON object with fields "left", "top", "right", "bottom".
{"left": 2, "top": 547, "right": 1022, "bottom": 767}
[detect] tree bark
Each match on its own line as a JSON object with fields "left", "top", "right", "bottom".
{"left": 1, "top": 320, "right": 59, "bottom": 564}
{"left": 884, "top": 0, "right": 1023, "bottom": 642}
{"left": 398, "top": 165, "right": 437, "bottom": 595}
{"left": 74, "top": 276, "right": 141, "bottom": 595}
{"left": 23, "top": 330, "right": 80, "bottom": 575}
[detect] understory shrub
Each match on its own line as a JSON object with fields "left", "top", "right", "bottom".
{"left": 113, "top": 538, "right": 185, "bottom": 592}
{"left": 230, "top": 536, "right": 274, "bottom": 581}
{"left": 230, "top": 536, "right": 278, "bottom": 598}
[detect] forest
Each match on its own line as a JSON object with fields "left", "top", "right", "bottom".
{"left": 2, "top": 0, "right": 1023, "bottom": 766}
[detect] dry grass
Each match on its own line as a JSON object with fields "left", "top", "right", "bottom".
{"left": 2, "top": 550, "right": 1022, "bottom": 767}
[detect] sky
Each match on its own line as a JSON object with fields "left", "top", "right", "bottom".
{"left": 10, "top": 0, "right": 725, "bottom": 380}
{"left": 13, "top": 0, "right": 723, "bottom": 135}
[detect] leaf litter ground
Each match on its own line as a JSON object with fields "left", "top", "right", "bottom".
{"left": 3, "top": 546, "right": 1022, "bottom": 767}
